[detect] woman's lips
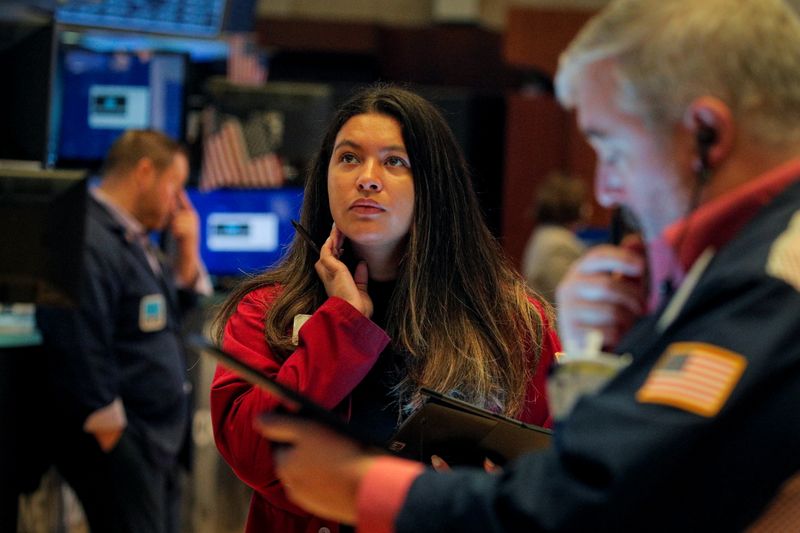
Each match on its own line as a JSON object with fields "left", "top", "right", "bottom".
{"left": 349, "top": 199, "right": 385, "bottom": 214}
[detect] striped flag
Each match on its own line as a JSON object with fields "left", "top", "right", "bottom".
{"left": 636, "top": 342, "right": 747, "bottom": 417}
{"left": 200, "top": 110, "right": 285, "bottom": 190}
{"left": 227, "top": 33, "right": 267, "bottom": 86}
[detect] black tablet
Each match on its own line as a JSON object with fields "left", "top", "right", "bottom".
{"left": 387, "top": 388, "right": 552, "bottom": 466}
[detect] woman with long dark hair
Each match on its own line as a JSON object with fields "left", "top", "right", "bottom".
{"left": 210, "top": 84, "right": 560, "bottom": 533}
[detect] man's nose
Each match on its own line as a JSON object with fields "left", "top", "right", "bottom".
{"left": 594, "top": 166, "right": 624, "bottom": 208}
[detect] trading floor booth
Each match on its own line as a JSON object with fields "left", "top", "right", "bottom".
{"left": 0, "top": 168, "right": 87, "bottom": 530}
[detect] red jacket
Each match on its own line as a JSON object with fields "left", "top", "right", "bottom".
{"left": 210, "top": 285, "right": 560, "bottom": 533}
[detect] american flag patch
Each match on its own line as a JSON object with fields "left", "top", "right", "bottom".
{"left": 636, "top": 342, "right": 746, "bottom": 417}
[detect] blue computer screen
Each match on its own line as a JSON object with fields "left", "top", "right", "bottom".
{"left": 56, "top": 48, "right": 186, "bottom": 165}
{"left": 55, "top": 0, "right": 227, "bottom": 38}
{"left": 187, "top": 187, "right": 305, "bottom": 277}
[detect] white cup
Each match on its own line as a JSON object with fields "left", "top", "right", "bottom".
{"left": 547, "top": 350, "right": 632, "bottom": 420}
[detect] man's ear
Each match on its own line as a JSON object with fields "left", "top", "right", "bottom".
{"left": 682, "top": 96, "right": 735, "bottom": 175}
{"left": 132, "top": 157, "right": 157, "bottom": 190}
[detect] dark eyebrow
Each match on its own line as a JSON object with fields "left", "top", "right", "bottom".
{"left": 333, "top": 140, "right": 360, "bottom": 152}
{"left": 383, "top": 145, "right": 408, "bottom": 154}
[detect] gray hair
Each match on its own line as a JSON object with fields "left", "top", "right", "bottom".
{"left": 555, "top": 0, "right": 800, "bottom": 146}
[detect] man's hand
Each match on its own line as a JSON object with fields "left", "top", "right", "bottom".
{"left": 93, "top": 428, "right": 124, "bottom": 452}
{"left": 556, "top": 243, "right": 646, "bottom": 351}
{"left": 169, "top": 190, "right": 202, "bottom": 286}
{"left": 254, "top": 414, "right": 377, "bottom": 524}
{"left": 83, "top": 398, "right": 127, "bottom": 453}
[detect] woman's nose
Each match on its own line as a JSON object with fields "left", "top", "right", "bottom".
{"left": 356, "top": 160, "right": 382, "bottom": 191}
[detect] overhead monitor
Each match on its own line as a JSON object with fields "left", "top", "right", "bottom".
{"left": 204, "top": 78, "right": 335, "bottom": 182}
{"left": 187, "top": 187, "right": 304, "bottom": 280}
{"left": 56, "top": 0, "right": 228, "bottom": 38}
{"left": 0, "top": 11, "right": 56, "bottom": 167}
{"left": 55, "top": 47, "right": 188, "bottom": 169}
{"left": 223, "top": 0, "right": 258, "bottom": 32}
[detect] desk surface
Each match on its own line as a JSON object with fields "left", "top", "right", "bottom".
{"left": 0, "top": 305, "right": 41, "bottom": 348}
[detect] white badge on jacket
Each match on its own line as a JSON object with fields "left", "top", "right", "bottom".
{"left": 291, "top": 314, "right": 312, "bottom": 345}
{"left": 139, "top": 294, "right": 167, "bottom": 332}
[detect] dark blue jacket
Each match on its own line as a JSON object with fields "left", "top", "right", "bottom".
{"left": 397, "top": 181, "right": 800, "bottom": 532}
{"left": 37, "top": 197, "right": 194, "bottom": 466}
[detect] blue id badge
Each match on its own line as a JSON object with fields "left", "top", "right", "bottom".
{"left": 139, "top": 294, "right": 167, "bottom": 332}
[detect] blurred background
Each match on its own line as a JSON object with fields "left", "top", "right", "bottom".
{"left": 1, "top": 1, "right": 617, "bottom": 531}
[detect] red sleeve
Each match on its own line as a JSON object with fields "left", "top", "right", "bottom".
{"left": 357, "top": 456, "right": 426, "bottom": 533}
{"left": 519, "top": 298, "right": 562, "bottom": 429}
{"left": 210, "top": 286, "right": 390, "bottom": 494}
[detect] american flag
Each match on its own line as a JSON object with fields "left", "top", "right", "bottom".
{"left": 636, "top": 342, "right": 747, "bottom": 417}
{"left": 227, "top": 33, "right": 267, "bottom": 86}
{"left": 200, "top": 109, "right": 284, "bottom": 190}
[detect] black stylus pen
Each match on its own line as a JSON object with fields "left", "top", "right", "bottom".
{"left": 291, "top": 220, "right": 321, "bottom": 255}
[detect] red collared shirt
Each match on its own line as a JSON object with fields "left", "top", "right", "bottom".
{"left": 656, "top": 158, "right": 800, "bottom": 308}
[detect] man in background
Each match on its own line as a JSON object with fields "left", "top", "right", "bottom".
{"left": 37, "top": 130, "right": 211, "bottom": 533}
{"left": 521, "top": 172, "right": 588, "bottom": 304}
{"left": 250, "top": 0, "right": 800, "bottom": 531}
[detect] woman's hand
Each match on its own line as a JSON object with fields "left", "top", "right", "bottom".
{"left": 315, "top": 224, "right": 373, "bottom": 317}
{"left": 430, "top": 454, "right": 502, "bottom": 474}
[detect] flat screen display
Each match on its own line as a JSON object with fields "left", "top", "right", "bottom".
{"left": 56, "top": 0, "right": 227, "bottom": 38}
{"left": 56, "top": 47, "right": 187, "bottom": 167}
{"left": 0, "top": 14, "right": 55, "bottom": 166}
{"left": 187, "top": 187, "right": 304, "bottom": 278}
{"left": 204, "top": 79, "right": 334, "bottom": 182}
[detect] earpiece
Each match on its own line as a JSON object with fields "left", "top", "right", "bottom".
{"left": 695, "top": 126, "right": 717, "bottom": 186}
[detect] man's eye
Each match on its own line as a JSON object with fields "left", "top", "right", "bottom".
{"left": 604, "top": 151, "right": 621, "bottom": 166}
